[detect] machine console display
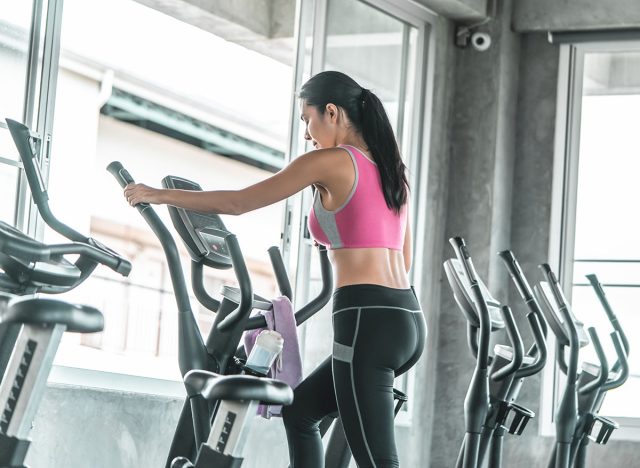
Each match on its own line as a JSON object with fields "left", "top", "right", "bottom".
{"left": 162, "top": 176, "right": 233, "bottom": 269}
{"left": 534, "top": 282, "right": 589, "bottom": 347}
{"left": 444, "top": 258, "right": 505, "bottom": 330}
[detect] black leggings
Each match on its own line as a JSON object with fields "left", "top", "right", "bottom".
{"left": 282, "top": 284, "right": 427, "bottom": 468}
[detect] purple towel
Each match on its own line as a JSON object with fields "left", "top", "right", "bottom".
{"left": 243, "top": 296, "right": 303, "bottom": 418}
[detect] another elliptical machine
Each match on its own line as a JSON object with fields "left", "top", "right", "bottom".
{"left": 570, "top": 274, "right": 630, "bottom": 467}
{"left": 534, "top": 265, "right": 629, "bottom": 468}
{"left": 0, "top": 119, "right": 132, "bottom": 467}
{"left": 444, "top": 238, "right": 547, "bottom": 468}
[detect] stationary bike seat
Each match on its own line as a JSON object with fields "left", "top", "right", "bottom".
{"left": 1, "top": 297, "right": 104, "bottom": 333}
{"left": 184, "top": 370, "right": 293, "bottom": 406}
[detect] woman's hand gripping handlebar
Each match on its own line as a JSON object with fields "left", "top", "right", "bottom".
{"left": 107, "top": 161, "right": 253, "bottom": 334}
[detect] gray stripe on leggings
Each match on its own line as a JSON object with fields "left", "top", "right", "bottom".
{"left": 350, "top": 308, "right": 376, "bottom": 467}
{"left": 333, "top": 305, "right": 422, "bottom": 316}
{"left": 333, "top": 342, "right": 354, "bottom": 363}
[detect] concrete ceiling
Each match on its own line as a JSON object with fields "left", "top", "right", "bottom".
{"left": 133, "top": 0, "right": 297, "bottom": 65}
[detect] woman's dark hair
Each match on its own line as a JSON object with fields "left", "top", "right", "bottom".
{"left": 299, "top": 71, "right": 409, "bottom": 213}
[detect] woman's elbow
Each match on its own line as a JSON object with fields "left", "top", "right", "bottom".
{"left": 404, "top": 255, "right": 411, "bottom": 273}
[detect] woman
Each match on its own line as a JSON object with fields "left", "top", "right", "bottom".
{"left": 123, "top": 70, "right": 426, "bottom": 468}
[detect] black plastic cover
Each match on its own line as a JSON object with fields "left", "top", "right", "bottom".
{"left": 0, "top": 433, "right": 30, "bottom": 467}
{"left": 184, "top": 369, "right": 293, "bottom": 405}
{"left": 3, "top": 297, "right": 103, "bottom": 333}
{"left": 194, "top": 444, "right": 243, "bottom": 468}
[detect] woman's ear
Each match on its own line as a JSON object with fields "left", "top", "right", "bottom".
{"left": 326, "top": 103, "right": 339, "bottom": 123}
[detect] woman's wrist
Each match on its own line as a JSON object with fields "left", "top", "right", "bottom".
{"left": 155, "top": 188, "right": 170, "bottom": 205}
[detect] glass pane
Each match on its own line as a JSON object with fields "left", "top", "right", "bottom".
{"left": 45, "top": 0, "right": 290, "bottom": 380}
{"left": 0, "top": 1, "right": 34, "bottom": 122}
{"left": 570, "top": 49, "right": 640, "bottom": 419}
{"left": 574, "top": 52, "right": 640, "bottom": 260}
{"left": 59, "top": 0, "right": 291, "bottom": 144}
{"left": 0, "top": 128, "right": 19, "bottom": 160}
{"left": 325, "top": 0, "right": 406, "bottom": 133}
{"left": 399, "top": 27, "right": 418, "bottom": 159}
{"left": 48, "top": 114, "right": 285, "bottom": 379}
{"left": 0, "top": 164, "right": 19, "bottom": 222}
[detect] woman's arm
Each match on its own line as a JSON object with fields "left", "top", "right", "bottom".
{"left": 124, "top": 149, "right": 339, "bottom": 214}
{"left": 403, "top": 210, "right": 412, "bottom": 273}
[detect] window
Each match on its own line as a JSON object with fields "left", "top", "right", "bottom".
{"left": 0, "top": 0, "right": 36, "bottom": 223}
{"left": 552, "top": 39, "right": 640, "bottom": 438}
{"left": 0, "top": 1, "right": 33, "bottom": 123}
{"left": 1, "top": 0, "right": 63, "bottom": 228}
{"left": 45, "top": 0, "right": 290, "bottom": 388}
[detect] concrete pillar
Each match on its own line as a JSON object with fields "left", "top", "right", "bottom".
{"left": 427, "top": 0, "right": 521, "bottom": 465}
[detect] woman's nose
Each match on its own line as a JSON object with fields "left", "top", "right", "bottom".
{"left": 303, "top": 131, "right": 311, "bottom": 140}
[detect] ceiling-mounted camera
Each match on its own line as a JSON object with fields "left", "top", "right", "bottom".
{"left": 455, "top": 26, "right": 492, "bottom": 52}
{"left": 470, "top": 32, "right": 491, "bottom": 51}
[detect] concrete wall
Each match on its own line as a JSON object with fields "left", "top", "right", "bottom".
{"left": 26, "top": 383, "right": 411, "bottom": 467}
{"left": 416, "top": 0, "right": 640, "bottom": 466}
{"left": 514, "top": 0, "right": 640, "bottom": 32}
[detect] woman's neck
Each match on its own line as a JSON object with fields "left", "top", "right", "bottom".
{"left": 337, "top": 136, "right": 369, "bottom": 154}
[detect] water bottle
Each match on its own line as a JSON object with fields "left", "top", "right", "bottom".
{"left": 245, "top": 330, "right": 284, "bottom": 376}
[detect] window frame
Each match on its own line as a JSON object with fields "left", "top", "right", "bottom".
{"left": 0, "top": 0, "right": 54, "bottom": 227}
{"left": 546, "top": 37, "right": 640, "bottom": 441}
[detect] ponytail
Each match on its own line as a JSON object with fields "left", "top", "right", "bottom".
{"left": 299, "top": 71, "right": 409, "bottom": 214}
{"left": 360, "top": 88, "right": 408, "bottom": 213}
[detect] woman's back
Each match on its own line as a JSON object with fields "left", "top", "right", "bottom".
{"left": 307, "top": 145, "right": 410, "bottom": 289}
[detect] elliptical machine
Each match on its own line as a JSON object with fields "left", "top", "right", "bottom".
{"left": 569, "top": 274, "right": 629, "bottom": 467}
{"left": 444, "top": 238, "right": 547, "bottom": 468}
{"left": 107, "top": 162, "right": 332, "bottom": 467}
{"left": 534, "top": 265, "right": 629, "bottom": 468}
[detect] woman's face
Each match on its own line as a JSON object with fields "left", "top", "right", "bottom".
{"left": 300, "top": 100, "right": 337, "bottom": 150}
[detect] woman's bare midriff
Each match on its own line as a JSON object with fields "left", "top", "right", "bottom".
{"left": 329, "top": 247, "right": 410, "bottom": 290}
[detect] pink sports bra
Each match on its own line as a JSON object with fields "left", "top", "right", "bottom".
{"left": 307, "top": 145, "right": 407, "bottom": 251}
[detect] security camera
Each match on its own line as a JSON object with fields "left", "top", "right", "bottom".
{"left": 470, "top": 32, "right": 491, "bottom": 52}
